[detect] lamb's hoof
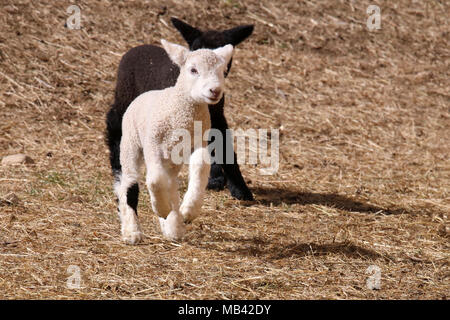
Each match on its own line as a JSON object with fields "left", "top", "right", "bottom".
{"left": 180, "top": 204, "right": 199, "bottom": 223}
{"left": 229, "top": 186, "right": 254, "bottom": 201}
{"left": 122, "top": 230, "right": 143, "bottom": 245}
{"left": 162, "top": 225, "right": 185, "bottom": 241}
{"left": 160, "top": 211, "right": 186, "bottom": 241}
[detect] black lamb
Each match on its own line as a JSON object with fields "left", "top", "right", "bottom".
{"left": 105, "top": 17, "right": 254, "bottom": 208}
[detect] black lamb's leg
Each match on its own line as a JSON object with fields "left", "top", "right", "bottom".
{"left": 207, "top": 144, "right": 227, "bottom": 191}
{"left": 222, "top": 138, "right": 254, "bottom": 201}
{"left": 208, "top": 97, "right": 254, "bottom": 201}
{"left": 207, "top": 159, "right": 227, "bottom": 190}
{"left": 207, "top": 99, "right": 227, "bottom": 191}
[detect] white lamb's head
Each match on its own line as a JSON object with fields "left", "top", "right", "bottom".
{"left": 161, "top": 39, "right": 234, "bottom": 105}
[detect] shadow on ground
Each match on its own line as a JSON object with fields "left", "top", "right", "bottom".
{"left": 187, "top": 231, "right": 388, "bottom": 261}
{"left": 251, "top": 186, "right": 407, "bottom": 215}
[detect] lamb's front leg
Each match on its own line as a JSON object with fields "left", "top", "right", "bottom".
{"left": 146, "top": 162, "right": 185, "bottom": 241}
{"left": 180, "top": 147, "right": 211, "bottom": 223}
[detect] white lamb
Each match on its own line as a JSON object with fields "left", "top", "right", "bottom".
{"left": 114, "top": 39, "right": 234, "bottom": 244}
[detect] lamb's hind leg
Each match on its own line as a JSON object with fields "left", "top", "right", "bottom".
{"left": 116, "top": 149, "right": 143, "bottom": 245}
{"left": 180, "top": 147, "right": 210, "bottom": 223}
{"left": 146, "top": 162, "right": 185, "bottom": 241}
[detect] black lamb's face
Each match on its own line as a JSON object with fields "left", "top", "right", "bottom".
{"left": 171, "top": 17, "right": 254, "bottom": 77}
{"left": 190, "top": 31, "right": 228, "bottom": 50}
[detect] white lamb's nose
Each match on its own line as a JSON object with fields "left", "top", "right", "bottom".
{"left": 209, "top": 88, "right": 222, "bottom": 99}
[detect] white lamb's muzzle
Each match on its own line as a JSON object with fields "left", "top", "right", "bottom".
{"left": 203, "top": 92, "right": 223, "bottom": 104}
{"left": 203, "top": 85, "right": 224, "bottom": 104}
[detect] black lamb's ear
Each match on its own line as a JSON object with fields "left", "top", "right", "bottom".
{"left": 171, "top": 17, "right": 203, "bottom": 47}
{"left": 223, "top": 24, "right": 254, "bottom": 46}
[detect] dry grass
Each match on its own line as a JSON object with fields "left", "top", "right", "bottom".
{"left": 0, "top": 0, "right": 449, "bottom": 299}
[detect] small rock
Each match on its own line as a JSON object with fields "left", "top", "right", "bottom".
{"left": 1, "top": 154, "right": 34, "bottom": 166}
{"left": 0, "top": 193, "right": 19, "bottom": 206}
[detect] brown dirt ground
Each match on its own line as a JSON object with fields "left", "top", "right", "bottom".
{"left": 0, "top": 0, "right": 449, "bottom": 299}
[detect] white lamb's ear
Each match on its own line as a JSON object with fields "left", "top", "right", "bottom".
{"left": 161, "top": 39, "right": 189, "bottom": 66}
{"left": 213, "top": 44, "right": 234, "bottom": 65}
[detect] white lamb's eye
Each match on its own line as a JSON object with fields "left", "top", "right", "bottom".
{"left": 190, "top": 67, "right": 198, "bottom": 74}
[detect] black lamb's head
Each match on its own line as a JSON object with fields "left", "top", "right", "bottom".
{"left": 170, "top": 17, "right": 254, "bottom": 75}
{"left": 171, "top": 17, "right": 254, "bottom": 50}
